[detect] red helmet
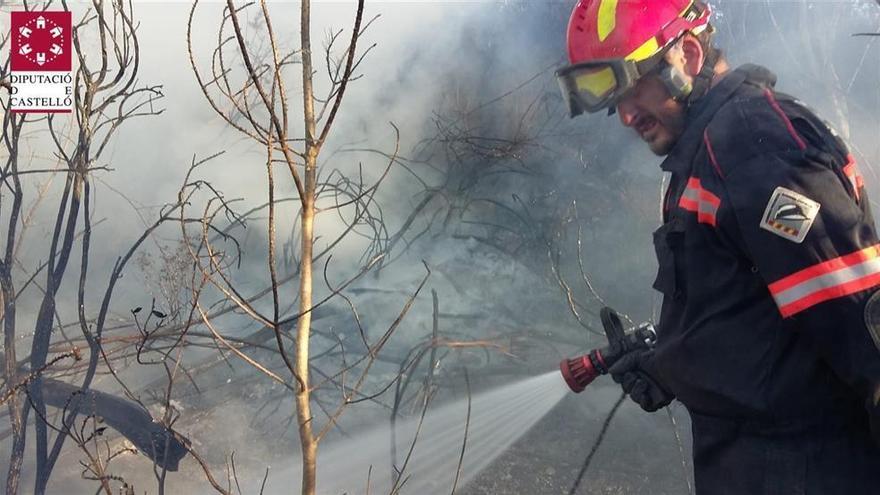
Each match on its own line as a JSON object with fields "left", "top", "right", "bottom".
{"left": 557, "top": 0, "right": 712, "bottom": 116}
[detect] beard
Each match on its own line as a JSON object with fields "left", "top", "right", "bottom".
{"left": 643, "top": 101, "right": 687, "bottom": 156}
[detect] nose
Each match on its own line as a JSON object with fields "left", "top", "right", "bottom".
{"left": 617, "top": 99, "right": 638, "bottom": 127}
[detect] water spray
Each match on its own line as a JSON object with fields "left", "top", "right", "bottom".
{"left": 559, "top": 307, "right": 657, "bottom": 393}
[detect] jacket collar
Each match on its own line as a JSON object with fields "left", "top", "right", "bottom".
{"left": 659, "top": 64, "right": 778, "bottom": 174}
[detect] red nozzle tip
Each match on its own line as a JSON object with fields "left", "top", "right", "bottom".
{"left": 559, "top": 355, "right": 599, "bottom": 393}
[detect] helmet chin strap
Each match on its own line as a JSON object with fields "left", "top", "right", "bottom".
{"left": 658, "top": 46, "right": 721, "bottom": 106}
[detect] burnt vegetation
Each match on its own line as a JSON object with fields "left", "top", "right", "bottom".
{"left": 0, "top": 1, "right": 877, "bottom": 494}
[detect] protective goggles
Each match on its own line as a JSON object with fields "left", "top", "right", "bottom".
{"left": 556, "top": 56, "right": 663, "bottom": 117}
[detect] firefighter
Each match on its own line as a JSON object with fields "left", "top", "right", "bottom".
{"left": 556, "top": 0, "right": 880, "bottom": 493}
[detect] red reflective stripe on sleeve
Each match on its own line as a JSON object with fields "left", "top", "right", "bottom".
{"left": 679, "top": 197, "right": 718, "bottom": 226}
{"left": 768, "top": 245, "right": 880, "bottom": 294}
{"left": 679, "top": 196, "right": 699, "bottom": 210}
{"left": 763, "top": 89, "right": 807, "bottom": 151}
{"left": 697, "top": 188, "right": 720, "bottom": 226}
{"left": 697, "top": 212, "right": 717, "bottom": 227}
{"left": 698, "top": 188, "right": 721, "bottom": 207}
{"left": 777, "top": 272, "right": 880, "bottom": 318}
{"left": 678, "top": 178, "right": 720, "bottom": 226}
{"left": 768, "top": 244, "right": 880, "bottom": 317}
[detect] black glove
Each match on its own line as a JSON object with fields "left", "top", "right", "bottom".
{"left": 609, "top": 350, "right": 673, "bottom": 412}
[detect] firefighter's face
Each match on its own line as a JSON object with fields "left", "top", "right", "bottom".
{"left": 615, "top": 76, "right": 686, "bottom": 156}
{"left": 615, "top": 36, "right": 704, "bottom": 156}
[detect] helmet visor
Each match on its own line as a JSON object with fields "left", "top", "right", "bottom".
{"left": 556, "top": 57, "right": 654, "bottom": 117}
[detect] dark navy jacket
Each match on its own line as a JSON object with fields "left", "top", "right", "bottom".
{"left": 651, "top": 64, "right": 880, "bottom": 494}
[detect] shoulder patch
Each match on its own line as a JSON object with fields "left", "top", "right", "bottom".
{"left": 760, "top": 186, "right": 821, "bottom": 243}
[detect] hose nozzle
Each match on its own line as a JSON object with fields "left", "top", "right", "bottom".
{"left": 559, "top": 352, "right": 604, "bottom": 393}
{"left": 558, "top": 309, "right": 658, "bottom": 394}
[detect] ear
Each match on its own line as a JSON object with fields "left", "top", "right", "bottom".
{"left": 679, "top": 35, "right": 705, "bottom": 78}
